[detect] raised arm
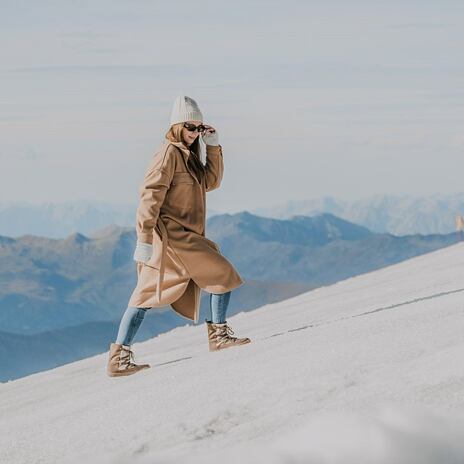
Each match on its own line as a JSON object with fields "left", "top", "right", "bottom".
{"left": 204, "top": 144, "right": 224, "bottom": 192}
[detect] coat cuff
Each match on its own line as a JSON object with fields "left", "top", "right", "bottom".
{"left": 137, "top": 232, "right": 153, "bottom": 243}
{"left": 206, "top": 144, "right": 222, "bottom": 155}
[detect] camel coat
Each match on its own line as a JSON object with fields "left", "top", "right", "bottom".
{"left": 127, "top": 138, "right": 244, "bottom": 323}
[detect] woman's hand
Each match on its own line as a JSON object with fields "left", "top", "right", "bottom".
{"left": 133, "top": 240, "right": 153, "bottom": 263}
{"left": 202, "top": 125, "right": 219, "bottom": 146}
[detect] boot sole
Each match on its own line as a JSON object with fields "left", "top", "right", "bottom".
{"left": 106, "top": 365, "right": 151, "bottom": 377}
{"left": 209, "top": 339, "right": 251, "bottom": 352}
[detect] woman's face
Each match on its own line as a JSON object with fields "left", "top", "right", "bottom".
{"left": 181, "top": 120, "right": 203, "bottom": 146}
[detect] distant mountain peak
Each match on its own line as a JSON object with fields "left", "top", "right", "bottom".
{"left": 89, "top": 224, "right": 131, "bottom": 239}
{"left": 0, "top": 235, "right": 16, "bottom": 245}
{"left": 206, "top": 210, "right": 373, "bottom": 247}
{"left": 64, "top": 232, "right": 89, "bottom": 244}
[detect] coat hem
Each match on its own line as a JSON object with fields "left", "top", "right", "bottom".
{"left": 200, "top": 278, "right": 245, "bottom": 295}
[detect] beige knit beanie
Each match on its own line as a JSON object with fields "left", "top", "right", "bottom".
{"left": 170, "top": 95, "right": 203, "bottom": 126}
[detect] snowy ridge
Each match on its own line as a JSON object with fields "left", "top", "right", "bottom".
{"left": 2, "top": 243, "right": 464, "bottom": 463}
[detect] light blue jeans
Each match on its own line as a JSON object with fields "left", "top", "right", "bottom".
{"left": 206, "top": 291, "right": 231, "bottom": 324}
{"left": 115, "top": 290, "right": 232, "bottom": 346}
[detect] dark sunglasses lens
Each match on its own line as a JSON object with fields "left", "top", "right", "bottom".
{"left": 184, "top": 123, "right": 206, "bottom": 133}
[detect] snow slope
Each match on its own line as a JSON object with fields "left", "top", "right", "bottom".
{"left": 2, "top": 243, "right": 464, "bottom": 464}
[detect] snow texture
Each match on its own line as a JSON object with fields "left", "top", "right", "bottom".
{"left": 2, "top": 243, "right": 464, "bottom": 463}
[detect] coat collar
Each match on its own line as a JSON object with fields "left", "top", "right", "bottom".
{"left": 164, "top": 139, "right": 204, "bottom": 184}
{"left": 164, "top": 139, "right": 190, "bottom": 161}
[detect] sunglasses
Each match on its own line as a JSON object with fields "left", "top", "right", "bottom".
{"left": 183, "top": 122, "right": 207, "bottom": 133}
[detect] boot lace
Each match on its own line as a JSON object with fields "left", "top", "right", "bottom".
{"left": 120, "top": 345, "right": 138, "bottom": 369}
{"left": 215, "top": 324, "right": 238, "bottom": 347}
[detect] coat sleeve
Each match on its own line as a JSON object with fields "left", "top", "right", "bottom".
{"left": 204, "top": 144, "right": 224, "bottom": 192}
{"left": 135, "top": 146, "right": 176, "bottom": 243}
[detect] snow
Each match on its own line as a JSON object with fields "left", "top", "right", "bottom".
{"left": 2, "top": 243, "right": 464, "bottom": 463}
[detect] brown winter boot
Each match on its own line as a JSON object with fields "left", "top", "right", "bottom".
{"left": 206, "top": 320, "right": 251, "bottom": 352}
{"left": 106, "top": 343, "right": 151, "bottom": 377}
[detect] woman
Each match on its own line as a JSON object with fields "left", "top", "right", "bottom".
{"left": 107, "top": 95, "right": 251, "bottom": 377}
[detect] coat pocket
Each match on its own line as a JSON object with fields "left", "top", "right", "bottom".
{"left": 171, "top": 172, "right": 194, "bottom": 185}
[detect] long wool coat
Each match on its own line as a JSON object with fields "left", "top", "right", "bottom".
{"left": 127, "top": 138, "right": 244, "bottom": 323}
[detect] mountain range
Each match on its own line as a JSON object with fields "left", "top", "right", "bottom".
{"left": 252, "top": 193, "right": 464, "bottom": 235}
{"left": 2, "top": 193, "right": 464, "bottom": 238}
{"left": 0, "top": 211, "right": 459, "bottom": 381}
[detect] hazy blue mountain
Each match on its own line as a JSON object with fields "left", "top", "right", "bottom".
{"left": 0, "top": 200, "right": 135, "bottom": 239}
{"left": 251, "top": 193, "right": 464, "bottom": 235}
{"left": 0, "top": 211, "right": 458, "bottom": 336}
{"left": 0, "top": 200, "right": 222, "bottom": 239}
{"left": 0, "top": 215, "right": 314, "bottom": 334}
{"left": 206, "top": 211, "right": 457, "bottom": 284}
{"left": 0, "top": 211, "right": 459, "bottom": 381}
{"left": 208, "top": 211, "right": 372, "bottom": 246}
{"left": 3, "top": 194, "right": 464, "bottom": 238}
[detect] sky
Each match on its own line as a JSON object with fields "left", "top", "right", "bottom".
{"left": 1, "top": 0, "right": 463, "bottom": 213}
